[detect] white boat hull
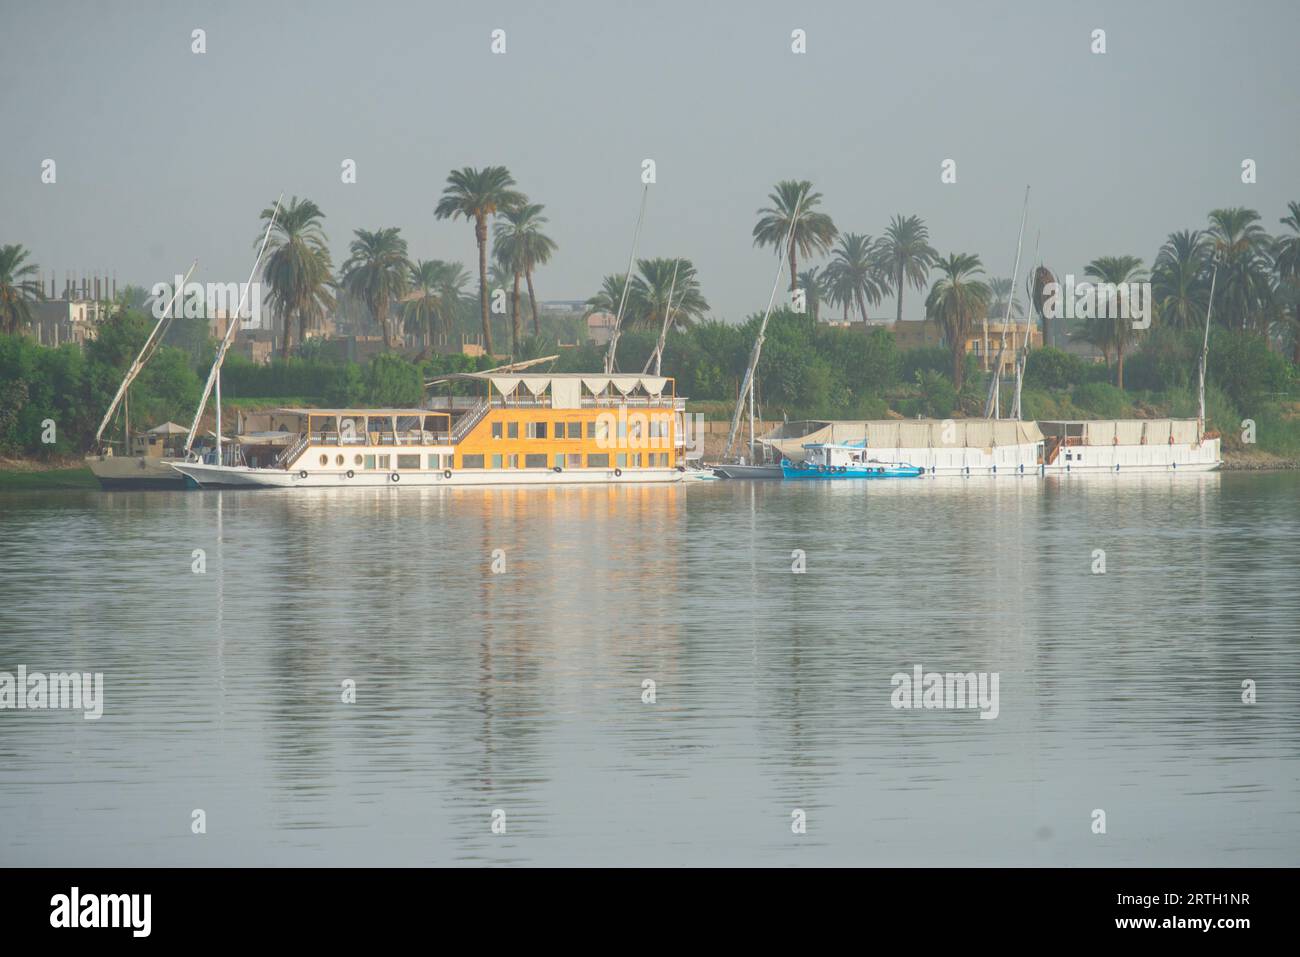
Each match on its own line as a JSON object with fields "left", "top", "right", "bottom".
{"left": 855, "top": 439, "right": 1220, "bottom": 476}
{"left": 171, "top": 462, "right": 684, "bottom": 488}
{"left": 1041, "top": 438, "right": 1221, "bottom": 475}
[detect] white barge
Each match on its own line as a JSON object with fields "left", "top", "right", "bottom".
{"left": 759, "top": 418, "right": 1220, "bottom": 477}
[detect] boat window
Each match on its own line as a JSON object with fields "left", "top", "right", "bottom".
{"left": 491, "top": 454, "right": 503, "bottom": 469}
{"left": 426, "top": 454, "right": 439, "bottom": 469}
{"left": 567, "top": 422, "right": 581, "bottom": 439}
{"left": 586, "top": 422, "right": 596, "bottom": 439}
{"left": 354, "top": 455, "right": 363, "bottom": 467}
{"left": 396, "top": 454, "right": 420, "bottom": 470}
{"left": 527, "top": 422, "right": 547, "bottom": 439}
{"left": 505, "top": 454, "right": 519, "bottom": 468}
{"left": 616, "top": 453, "right": 628, "bottom": 468}
{"left": 587, "top": 453, "right": 609, "bottom": 468}
{"left": 364, "top": 455, "right": 376, "bottom": 470}
{"left": 377, "top": 455, "right": 391, "bottom": 469}
{"left": 461, "top": 454, "right": 485, "bottom": 469}
{"left": 565, "top": 454, "right": 582, "bottom": 468}
{"left": 630, "top": 453, "right": 642, "bottom": 467}
{"left": 524, "top": 453, "right": 548, "bottom": 468}
{"left": 335, "top": 455, "right": 344, "bottom": 467}
{"left": 554, "top": 421, "right": 564, "bottom": 438}
{"left": 507, "top": 422, "right": 519, "bottom": 439}
{"left": 319, "top": 454, "right": 328, "bottom": 466}
{"left": 492, "top": 422, "right": 503, "bottom": 439}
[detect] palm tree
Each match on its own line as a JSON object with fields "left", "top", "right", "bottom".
{"left": 496, "top": 203, "right": 557, "bottom": 334}
{"left": 585, "top": 274, "right": 640, "bottom": 326}
{"left": 796, "top": 267, "right": 825, "bottom": 323}
{"left": 340, "top": 227, "right": 411, "bottom": 351}
{"left": 632, "top": 258, "right": 708, "bottom": 327}
{"left": 258, "top": 197, "right": 335, "bottom": 359}
{"left": 987, "top": 278, "right": 1024, "bottom": 321}
{"left": 1152, "top": 230, "right": 1211, "bottom": 331}
{"left": 823, "top": 233, "right": 888, "bottom": 322}
{"left": 0, "top": 244, "right": 43, "bottom": 335}
{"left": 752, "top": 180, "right": 837, "bottom": 291}
{"left": 1273, "top": 202, "right": 1300, "bottom": 364}
{"left": 1207, "top": 207, "right": 1273, "bottom": 332}
{"left": 924, "top": 253, "right": 990, "bottom": 391}
{"left": 1083, "top": 255, "right": 1148, "bottom": 388}
{"left": 434, "top": 167, "right": 525, "bottom": 355}
{"left": 633, "top": 258, "right": 709, "bottom": 375}
{"left": 878, "top": 214, "right": 938, "bottom": 324}
{"left": 403, "top": 260, "right": 467, "bottom": 357}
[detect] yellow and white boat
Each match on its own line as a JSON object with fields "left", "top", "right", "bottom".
{"left": 171, "top": 372, "right": 687, "bottom": 488}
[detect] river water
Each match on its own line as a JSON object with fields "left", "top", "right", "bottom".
{"left": 0, "top": 472, "right": 1296, "bottom": 866}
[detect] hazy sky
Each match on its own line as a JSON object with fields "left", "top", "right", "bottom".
{"left": 3, "top": 0, "right": 1297, "bottom": 322}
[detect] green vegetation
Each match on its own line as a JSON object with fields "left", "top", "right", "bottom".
{"left": 3, "top": 174, "right": 1299, "bottom": 465}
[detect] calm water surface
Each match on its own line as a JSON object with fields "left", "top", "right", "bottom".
{"left": 1, "top": 472, "right": 1297, "bottom": 865}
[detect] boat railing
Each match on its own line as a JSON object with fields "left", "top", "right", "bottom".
{"left": 272, "top": 433, "right": 310, "bottom": 468}
{"left": 489, "top": 395, "right": 675, "bottom": 409}
{"left": 451, "top": 400, "right": 490, "bottom": 442}
{"left": 303, "top": 430, "right": 453, "bottom": 447}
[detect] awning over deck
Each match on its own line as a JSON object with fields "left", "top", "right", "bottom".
{"left": 759, "top": 419, "right": 1044, "bottom": 458}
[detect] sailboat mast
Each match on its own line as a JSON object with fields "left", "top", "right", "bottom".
{"left": 724, "top": 188, "right": 805, "bottom": 460}
{"left": 94, "top": 260, "right": 197, "bottom": 448}
{"left": 603, "top": 184, "right": 650, "bottom": 375}
{"left": 1198, "top": 262, "right": 1218, "bottom": 438}
{"left": 642, "top": 259, "right": 679, "bottom": 376}
{"left": 185, "top": 195, "right": 282, "bottom": 457}
{"left": 1012, "top": 231, "right": 1041, "bottom": 421}
{"left": 984, "top": 186, "right": 1030, "bottom": 418}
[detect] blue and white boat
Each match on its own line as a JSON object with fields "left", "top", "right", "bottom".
{"left": 781, "top": 442, "right": 925, "bottom": 480}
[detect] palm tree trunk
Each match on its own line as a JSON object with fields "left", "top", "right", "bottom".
{"left": 280, "top": 309, "right": 293, "bottom": 359}
{"left": 788, "top": 244, "right": 798, "bottom": 292}
{"left": 475, "top": 214, "right": 494, "bottom": 355}
{"left": 1116, "top": 344, "right": 1125, "bottom": 389}
{"left": 526, "top": 269, "right": 540, "bottom": 335}
{"left": 377, "top": 301, "right": 393, "bottom": 351}
{"left": 951, "top": 340, "right": 965, "bottom": 392}
{"left": 425, "top": 313, "right": 436, "bottom": 359}
{"left": 895, "top": 265, "right": 904, "bottom": 323}
{"left": 511, "top": 272, "right": 522, "bottom": 356}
